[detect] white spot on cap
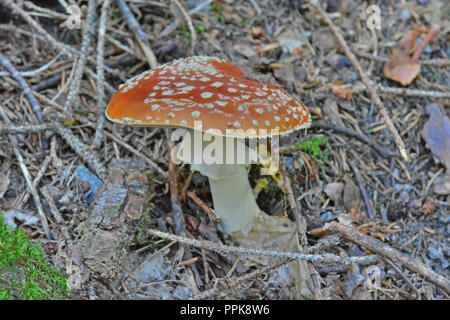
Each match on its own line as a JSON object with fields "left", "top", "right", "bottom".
{"left": 274, "top": 116, "right": 281, "bottom": 122}
{"left": 191, "top": 111, "right": 201, "bottom": 119}
{"left": 228, "top": 87, "right": 238, "bottom": 93}
{"left": 265, "top": 120, "right": 270, "bottom": 127}
{"left": 162, "top": 89, "right": 174, "bottom": 95}
{"left": 199, "top": 76, "right": 210, "bottom": 82}
{"left": 180, "top": 120, "right": 187, "bottom": 126}
{"left": 168, "top": 113, "right": 175, "bottom": 118}
{"left": 255, "top": 108, "right": 264, "bottom": 114}
{"left": 201, "top": 92, "right": 213, "bottom": 99}
{"left": 151, "top": 105, "right": 161, "bottom": 111}
{"left": 230, "top": 121, "right": 241, "bottom": 129}
{"left": 238, "top": 83, "right": 248, "bottom": 88}
{"left": 252, "top": 120, "right": 259, "bottom": 127}
{"left": 216, "top": 101, "right": 228, "bottom": 107}
{"left": 211, "top": 82, "right": 223, "bottom": 87}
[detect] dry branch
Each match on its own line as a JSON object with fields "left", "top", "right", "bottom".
{"left": 115, "top": 0, "right": 158, "bottom": 68}
{"left": 311, "top": 2, "right": 410, "bottom": 162}
{"left": 93, "top": 0, "right": 111, "bottom": 150}
{"left": 324, "top": 222, "right": 450, "bottom": 295}
{"left": 147, "top": 228, "right": 379, "bottom": 266}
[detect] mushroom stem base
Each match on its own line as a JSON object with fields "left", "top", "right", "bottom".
{"left": 192, "top": 163, "right": 259, "bottom": 234}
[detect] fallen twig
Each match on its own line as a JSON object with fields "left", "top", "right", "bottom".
{"left": 352, "top": 84, "right": 450, "bottom": 99}
{"left": 324, "top": 222, "right": 450, "bottom": 295}
{"left": 384, "top": 258, "right": 421, "bottom": 299}
{"left": 115, "top": 0, "right": 158, "bottom": 68}
{"left": 0, "top": 123, "right": 51, "bottom": 134}
{"left": 355, "top": 51, "right": 450, "bottom": 67}
{"left": 63, "top": 0, "right": 97, "bottom": 118}
{"left": 93, "top": 0, "right": 111, "bottom": 150}
{"left": 0, "top": 52, "right": 62, "bottom": 78}
{"left": 0, "top": 53, "right": 44, "bottom": 123}
{"left": 0, "top": 106, "right": 52, "bottom": 240}
{"left": 187, "top": 190, "right": 218, "bottom": 221}
{"left": 18, "top": 156, "right": 52, "bottom": 209}
{"left": 311, "top": 2, "right": 410, "bottom": 162}
{"left": 280, "top": 161, "right": 323, "bottom": 300}
{"left": 350, "top": 161, "right": 374, "bottom": 220}
{"left": 171, "top": 0, "right": 197, "bottom": 55}
{"left": 308, "top": 122, "right": 396, "bottom": 159}
{"left": 147, "top": 228, "right": 379, "bottom": 266}
{"left": 193, "top": 259, "right": 292, "bottom": 299}
{"left": 54, "top": 123, "right": 106, "bottom": 180}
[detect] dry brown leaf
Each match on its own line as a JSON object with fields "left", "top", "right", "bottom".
{"left": 343, "top": 175, "right": 361, "bottom": 222}
{"left": 331, "top": 82, "right": 352, "bottom": 100}
{"left": 384, "top": 28, "right": 439, "bottom": 86}
{"left": 421, "top": 198, "right": 436, "bottom": 215}
{"left": 251, "top": 26, "right": 264, "bottom": 38}
{"left": 383, "top": 49, "right": 420, "bottom": 86}
{"left": 422, "top": 103, "right": 450, "bottom": 170}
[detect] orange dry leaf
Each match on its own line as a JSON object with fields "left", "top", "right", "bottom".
{"left": 331, "top": 82, "right": 352, "bottom": 100}
{"left": 384, "top": 27, "right": 439, "bottom": 86}
{"left": 421, "top": 198, "right": 436, "bottom": 215}
{"left": 251, "top": 26, "right": 264, "bottom": 38}
{"left": 383, "top": 49, "right": 420, "bottom": 86}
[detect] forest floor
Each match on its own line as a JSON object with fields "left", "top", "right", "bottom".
{"left": 0, "top": 0, "right": 449, "bottom": 300}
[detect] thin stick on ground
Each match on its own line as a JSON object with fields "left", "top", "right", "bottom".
{"left": 62, "top": 0, "right": 97, "bottom": 118}
{"left": 171, "top": 0, "right": 197, "bottom": 55}
{"left": 0, "top": 106, "right": 52, "bottom": 240}
{"left": 115, "top": 0, "right": 158, "bottom": 68}
{"left": 93, "top": 0, "right": 111, "bottom": 150}
{"left": 54, "top": 123, "right": 106, "bottom": 180}
{"left": 165, "top": 129, "right": 190, "bottom": 239}
{"left": 165, "top": 129, "right": 193, "bottom": 263}
{"left": 311, "top": 3, "right": 410, "bottom": 162}
{"left": 352, "top": 84, "right": 450, "bottom": 99}
{"left": 18, "top": 156, "right": 52, "bottom": 209}
{"left": 187, "top": 190, "right": 219, "bottom": 221}
{"left": 350, "top": 161, "right": 374, "bottom": 220}
{"left": 193, "top": 258, "right": 293, "bottom": 299}
{"left": 0, "top": 123, "right": 51, "bottom": 134}
{"left": 40, "top": 186, "right": 71, "bottom": 241}
{"left": 309, "top": 122, "right": 395, "bottom": 159}
{"left": 384, "top": 258, "right": 421, "bottom": 299}
{"left": 0, "top": 53, "right": 43, "bottom": 123}
{"left": 280, "top": 161, "right": 323, "bottom": 300}
{"left": 147, "top": 228, "right": 379, "bottom": 266}
{"left": 324, "top": 222, "right": 450, "bottom": 295}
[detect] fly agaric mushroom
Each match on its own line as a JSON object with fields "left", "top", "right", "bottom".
{"left": 105, "top": 56, "right": 311, "bottom": 235}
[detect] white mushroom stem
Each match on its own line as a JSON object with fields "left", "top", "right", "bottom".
{"left": 175, "top": 129, "right": 260, "bottom": 234}
{"left": 192, "top": 163, "right": 259, "bottom": 234}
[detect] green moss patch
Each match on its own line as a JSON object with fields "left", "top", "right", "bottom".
{"left": 0, "top": 215, "right": 70, "bottom": 300}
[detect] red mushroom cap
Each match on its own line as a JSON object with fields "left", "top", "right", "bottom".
{"left": 105, "top": 56, "right": 311, "bottom": 137}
